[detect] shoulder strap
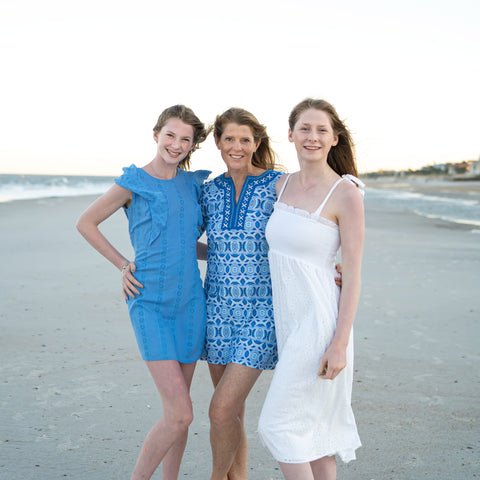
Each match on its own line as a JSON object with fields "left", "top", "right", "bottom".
{"left": 314, "top": 176, "right": 345, "bottom": 215}
{"left": 343, "top": 174, "right": 365, "bottom": 196}
{"left": 277, "top": 174, "right": 291, "bottom": 201}
{"left": 314, "top": 174, "right": 366, "bottom": 215}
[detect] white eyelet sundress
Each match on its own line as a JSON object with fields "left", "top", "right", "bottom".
{"left": 257, "top": 174, "right": 363, "bottom": 464}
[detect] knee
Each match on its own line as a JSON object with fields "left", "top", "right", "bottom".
{"left": 166, "top": 405, "right": 194, "bottom": 433}
{"left": 209, "top": 398, "right": 236, "bottom": 429}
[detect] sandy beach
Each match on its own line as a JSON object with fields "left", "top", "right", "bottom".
{"left": 1, "top": 190, "right": 479, "bottom": 479}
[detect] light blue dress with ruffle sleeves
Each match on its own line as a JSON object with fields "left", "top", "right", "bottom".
{"left": 115, "top": 164, "right": 210, "bottom": 362}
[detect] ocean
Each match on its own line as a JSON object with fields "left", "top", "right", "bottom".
{"left": 1, "top": 173, "right": 480, "bottom": 231}
{"left": 364, "top": 181, "right": 480, "bottom": 230}
{"left": 0, "top": 173, "right": 115, "bottom": 203}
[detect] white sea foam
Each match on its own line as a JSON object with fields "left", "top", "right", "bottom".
{"left": 365, "top": 187, "right": 480, "bottom": 229}
{"left": 0, "top": 174, "right": 114, "bottom": 203}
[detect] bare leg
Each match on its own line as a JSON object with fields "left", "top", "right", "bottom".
{"left": 226, "top": 403, "right": 247, "bottom": 480}
{"left": 311, "top": 456, "right": 336, "bottom": 480}
{"left": 279, "top": 462, "right": 314, "bottom": 480}
{"left": 161, "top": 362, "right": 197, "bottom": 480}
{"left": 208, "top": 364, "right": 248, "bottom": 480}
{"left": 130, "top": 360, "right": 196, "bottom": 480}
{"left": 208, "top": 363, "right": 262, "bottom": 480}
{"left": 161, "top": 433, "right": 188, "bottom": 479}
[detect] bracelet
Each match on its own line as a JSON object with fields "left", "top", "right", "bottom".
{"left": 121, "top": 261, "right": 130, "bottom": 273}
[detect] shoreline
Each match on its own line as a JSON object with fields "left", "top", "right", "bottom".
{"left": 363, "top": 176, "right": 480, "bottom": 195}
{"left": 363, "top": 177, "right": 480, "bottom": 230}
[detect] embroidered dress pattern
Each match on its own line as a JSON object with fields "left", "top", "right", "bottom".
{"left": 200, "top": 170, "right": 283, "bottom": 370}
{"left": 115, "top": 164, "right": 210, "bottom": 362}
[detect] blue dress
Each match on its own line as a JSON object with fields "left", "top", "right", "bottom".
{"left": 200, "top": 170, "right": 284, "bottom": 370}
{"left": 115, "top": 164, "right": 210, "bottom": 362}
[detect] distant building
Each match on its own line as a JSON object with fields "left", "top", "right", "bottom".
{"left": 364, "top": 156, "right": 480, "bottom": 178}
{"left": 447, "top": 161, "right": 470, "bottom": 175}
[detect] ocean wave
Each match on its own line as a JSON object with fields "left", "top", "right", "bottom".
{"left": 0, "top": 174, "right": 114, "bottom": 203}
{"left": 413, "top": 211, "right": 480, "bottom": 228}
{"left": 367, "top": 188, "right": 479, "bottom": 207}
{"left": 365, "top": 187, "right": 480, "bottom": 228}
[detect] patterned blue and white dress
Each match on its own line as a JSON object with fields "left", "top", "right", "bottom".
{"left": 200, "top": 170, "right": 283, "bottom": 370}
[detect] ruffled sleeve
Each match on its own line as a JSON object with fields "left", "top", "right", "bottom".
{"left": 115, "top": 164, "right": 168, "bottom": 245}
{"left": 342, "top": 174, "right": 365, "bottom": 197}
{"left": 115, "top": 164, "right": 140, "bottom": 192}
{"left": 191, "top": 170, "right": 211, "bottom": 235}
{"left": 192, "top": 169, "right": 211, "bottom": 199}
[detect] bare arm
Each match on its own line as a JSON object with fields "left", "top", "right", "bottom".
{"left": 76, "top": 184, "right": 143, "bottom": 298}
{"left": 76, "top": 184, "right": 132, "bottom": 269}
{"left": 319, "top": 184, "right": 365, "bottom": 379}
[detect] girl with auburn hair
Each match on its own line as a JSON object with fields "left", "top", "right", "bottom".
{"left": 288, "top": 98, "right": 358, "bottom": 177}
{"left": 258, "top": 98, "right": 364, "bottom": 480}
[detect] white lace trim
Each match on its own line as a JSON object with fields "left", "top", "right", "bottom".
{"left": 274, "top": 201, "right": 338, "bottom": 228}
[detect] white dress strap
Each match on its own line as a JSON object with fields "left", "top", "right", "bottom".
{"left": 314, "top": 174, "right": 365, "bottom": 216}
{"left": 313, "top": 176, "right": 344, "bottom": 216}
{"left": 343, "top": 174, "right": 365, "bottom": 195}
{"left": 277, "top": 174, "right": 292, "bottom": 201}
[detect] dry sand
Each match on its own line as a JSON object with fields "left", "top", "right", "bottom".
{"left": 1, "top": 193, "right": 479, "bottom": 479}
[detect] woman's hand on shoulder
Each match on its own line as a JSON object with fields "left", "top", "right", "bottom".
{"left": 122, "top": 261, "right": 143, "bottom": 300}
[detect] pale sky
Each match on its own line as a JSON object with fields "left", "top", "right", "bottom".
{"left": 1, "top": 0, "right": 479, "bottom": 176}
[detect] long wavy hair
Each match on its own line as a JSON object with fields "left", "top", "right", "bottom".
{"left": 213, "top": 107, "right": 280, "bottom": 171}
{"left": 288, "top": 98, "right": 357, "bottom": 176}
{"left": 153, "top": 105, "right": 209, "bottom": 170}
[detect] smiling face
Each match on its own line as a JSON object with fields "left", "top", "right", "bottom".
{"left": 289, "top": 108, "right": 338, "bottom": 164}
{"left": 215, "top": 122, "right": 261, "bottom": 174}
{"left": 153, "top": 118, "right": 195, "bottom": 166}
